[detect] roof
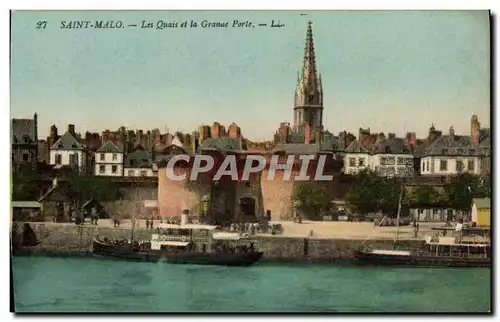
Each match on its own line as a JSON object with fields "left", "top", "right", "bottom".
{"left": 12, "top": 118, "right": 36, "bottom": 144}
{"left": 473, "top": 198, "right": 490, "bottom": 210}
{"left": 198, "top": 138, "right": 243, "bottom": 152}
{"left": 413, "top": 144, "right": 427, "bottom": 158}
{"left": 271, "top": 143, "right": 322, "bottom": 155}
{"left": 96, "top": 140, "right": 123, "bottom": 153}
{"left": 50, "top": 131, "right": 83, "bottom": 150}
{"left": 423, "top": 135, "right": 477, "bottom": 157}
{"left": 12, "top": 201, "right": 41, "bottom": 208}
{"left": 372, "top": 138, "right": 412, "bottom": 155}
{"left": 124, "top": 148, "right": 153, "bottom": 168}
{"left": 344, "top": 140, "right": 369, "bottom": 153}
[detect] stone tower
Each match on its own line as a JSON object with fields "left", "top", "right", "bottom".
{"left": 294, "top": 21, "right": 324, "bottom": 139}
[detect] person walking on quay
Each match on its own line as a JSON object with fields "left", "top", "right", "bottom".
{"left": 113, "top": 217, "right": 120, "bottom": 228}
{"left": 149, "top": 218, "right": 154, "bottom": 230}
{"left": 145, "top": 218, "right": 150, "bottom": 230}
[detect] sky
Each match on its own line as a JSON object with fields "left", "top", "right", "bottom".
{"left": 10, "top": 10, "right": 490, "bottom": 141}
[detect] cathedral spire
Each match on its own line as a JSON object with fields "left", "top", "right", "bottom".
{"left": 300, "top": 21, "right": 319, "bottom": 94}
{"left": 293, "top": 21, "right": 324, "bottom": 136}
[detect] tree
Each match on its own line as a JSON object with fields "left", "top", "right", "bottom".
{"left": 405, "top": 185, "right": 444, "bottom": 208}
{"left": 292, "top": 181, "right": 331, "bottom": 220}
{"left": 11, "top": 165, "right": 40, "bottom": 201}
{"left": 344, "top": 169, "right": 401, "bottom": 217}
{"left": 444, "top": 173, "right": 481, "bottom": 211}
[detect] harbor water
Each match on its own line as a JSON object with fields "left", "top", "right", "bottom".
{"left": 12, "top": 256, "right": 491, "bottom": 313}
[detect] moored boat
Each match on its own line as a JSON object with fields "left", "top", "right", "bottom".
{"left": 92, "top": 224, "right": 263, "bottom": 267}
{"left": 354, "top": 236, "right": 491, "bottom": 268}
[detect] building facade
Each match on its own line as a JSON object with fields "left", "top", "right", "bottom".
{"left": 11, "top": 113, "right": 38, "bottom": 170}
{"left": 123, "top": 146, "right": 155, "bottom": 177}
{"left": 94, "top": 140, "right": 124, "bottom": 176}
{"left": 49, "top": 131, "right": 86, "bottom": 171}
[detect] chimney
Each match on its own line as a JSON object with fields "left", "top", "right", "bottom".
{"left": 358, "top": 128, "right": 371, "bottom": 149}
{"left": 68, "top": 124, "right": 75, "bottom": 136}
{"left": 408, "top": 132, "right": 416, "bottom": 150}
{"left": 388, "top": 133, "right": 396, "bottom": 140}
{"left": 304, "top": 123, "right": 311, "bottom": 144}
{"left": 449, "top": 126, "right": 455, "bottom": 144}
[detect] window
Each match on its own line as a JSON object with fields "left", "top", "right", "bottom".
{"left": 130, "top": 159, "right": 136, "bottom": 167}
{"left": 100, "top": 153, "right": 105, "bottom": 161}
{"left": 468, "top": 159, "right": 475, "bottom": 172}
{"left": 422, "top": 161, "right": 426, "bottom": 172}
{"left": 433, "top": 209, "right": 438, "bottom": 215}
{"left": 112, "top": 154, "right": 117, "bottom": 161}
{"left": 55, "top": 154, "right": 62, "bottom": 164}
{"left": 128, "top": 170, "right": 134, "bottom": 176}
{"left": 349, "top": 158, "right": 356, "bottom": 167}
{"left": 426, "top": 161, "right": 430, "bottom": 173}
{"left": 380, "top": 157, "right": 387, "bottom": 166}
{"left": 456, "top": 148, "right": 464, "bottom": 154}
{"left": 358, "top": 158, "right": 365, "bottom": 167}
{"left": 99, "top": 165, "right": 105, "bottom": 174}
{"left": 23, "top": 135, "right": 30, "bottom": 143}
{"left": 22, "top": 153, "right": 29, "bottom": 162}
{"left": 397, "top": 157, "right": 405, "bottom": 165}
{"left": 441, "top": 148, "right": 448, "bottom": 155}
{"left": 456, "top": 160, "right": 464, "bottom": 173}
{"left": 140, "top": 170, "right": 147, "bottom": 177}
{"left": 387, "top": 157, "right": 395, "bottom": 165}
{"left": 112, "top": 165, "right": 117, "bottom": 173}
{"left": 440, "top": 160, "right": 447, "bottom": 171}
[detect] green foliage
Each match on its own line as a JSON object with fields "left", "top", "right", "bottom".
{"left": 404, "top": 185, "right": 445, "bottom": 208}
{"left": 444, "top": 173, "right": 486, "bottom": 211}
{"left": 65, "top": 169, "right": 124, "bottom": 204}
{"left": 11, "top": 166, "right": 40, "bottom": 201}
{"left": 292, "top": 182, "right": 331, "bottom": 220}
{"left": 344, "top": 169, "right": 401, "bottom": 217}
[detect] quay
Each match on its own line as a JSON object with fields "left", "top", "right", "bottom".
{"left": 11, "top": 221, "right": 428, "bottom": 262}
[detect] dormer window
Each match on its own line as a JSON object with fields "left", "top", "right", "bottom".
{"left": 441, "top": 148, "right": 448, "bottom": 155}
{"left": 456, "top": 148, "right": 464, "bottom": 154}
{"left": 58, "top": 143, "right": 63, "bottom": 149}
{"left": 23, "top": 135, "right": 30, "bottom": 143}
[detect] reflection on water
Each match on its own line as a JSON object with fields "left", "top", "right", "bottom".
{"left": 12, "top": 256, "right": 491, "bottom": 313}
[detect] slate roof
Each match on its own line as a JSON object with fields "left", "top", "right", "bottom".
{"left": 473, "top": 198, "right": 490, "bottom": 210}
{"left": 321, "top": 134, "right": 341, "bottom": 152}
{"left": 413, "top": 144, "right": 427, "bottom": 158}
{"left": 12, "top": 118, "right": 36, "bottom": 144}
{"left": 344, "top": 140, "right": 370, "bottom": 153}
{"left": 124, "top": 148, "right": 153, "bottom": 168}
{"left": 423, "top": 135, "right": 477, "bottom": 157}
{"left": 372, "top": 138, "right": 412, "bottom": 155}
{"left": 50, "top": 131, "right": 83, "bottom": 150}
{"left": 198, "top": 138, "right": 243, "bottom": 152}
{"left": 479, "top": 136, "right": 491, "bottom": 148}
{"left": 96, "top": 140, "right": 123, "bottom": 153}
{"left": 271, "top": 143, "right": 323, "bottom": 155}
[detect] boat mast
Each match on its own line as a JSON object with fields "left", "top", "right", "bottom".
{"left": 130, "top": 178, "right": 140, "bottom": 243}
{"left": 394, "top": 182, "right": 404, "bottom": 245}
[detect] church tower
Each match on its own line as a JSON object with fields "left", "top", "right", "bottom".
{"left": 294, "top": 21, "right": 324, "bottom": 140}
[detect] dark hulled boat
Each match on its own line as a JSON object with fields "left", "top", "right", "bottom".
{"left": 92, "top": 224, "right": 263, "bottom": 267}
{"left": 353, "top": 240, "right": 491, "bottom": 268}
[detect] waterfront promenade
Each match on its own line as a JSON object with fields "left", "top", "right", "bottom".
{"left": 19, "top": 219, "right": 439, "bottom": 240}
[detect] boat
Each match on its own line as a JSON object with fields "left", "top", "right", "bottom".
{"left": 353, "top": 236, "right": 491, "bottom": 267}
{"left": 92, "top": 223, "right": 263, "bottom": 266}
{"left": 353, "top": 184, "right": 491, "bottom": 268}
